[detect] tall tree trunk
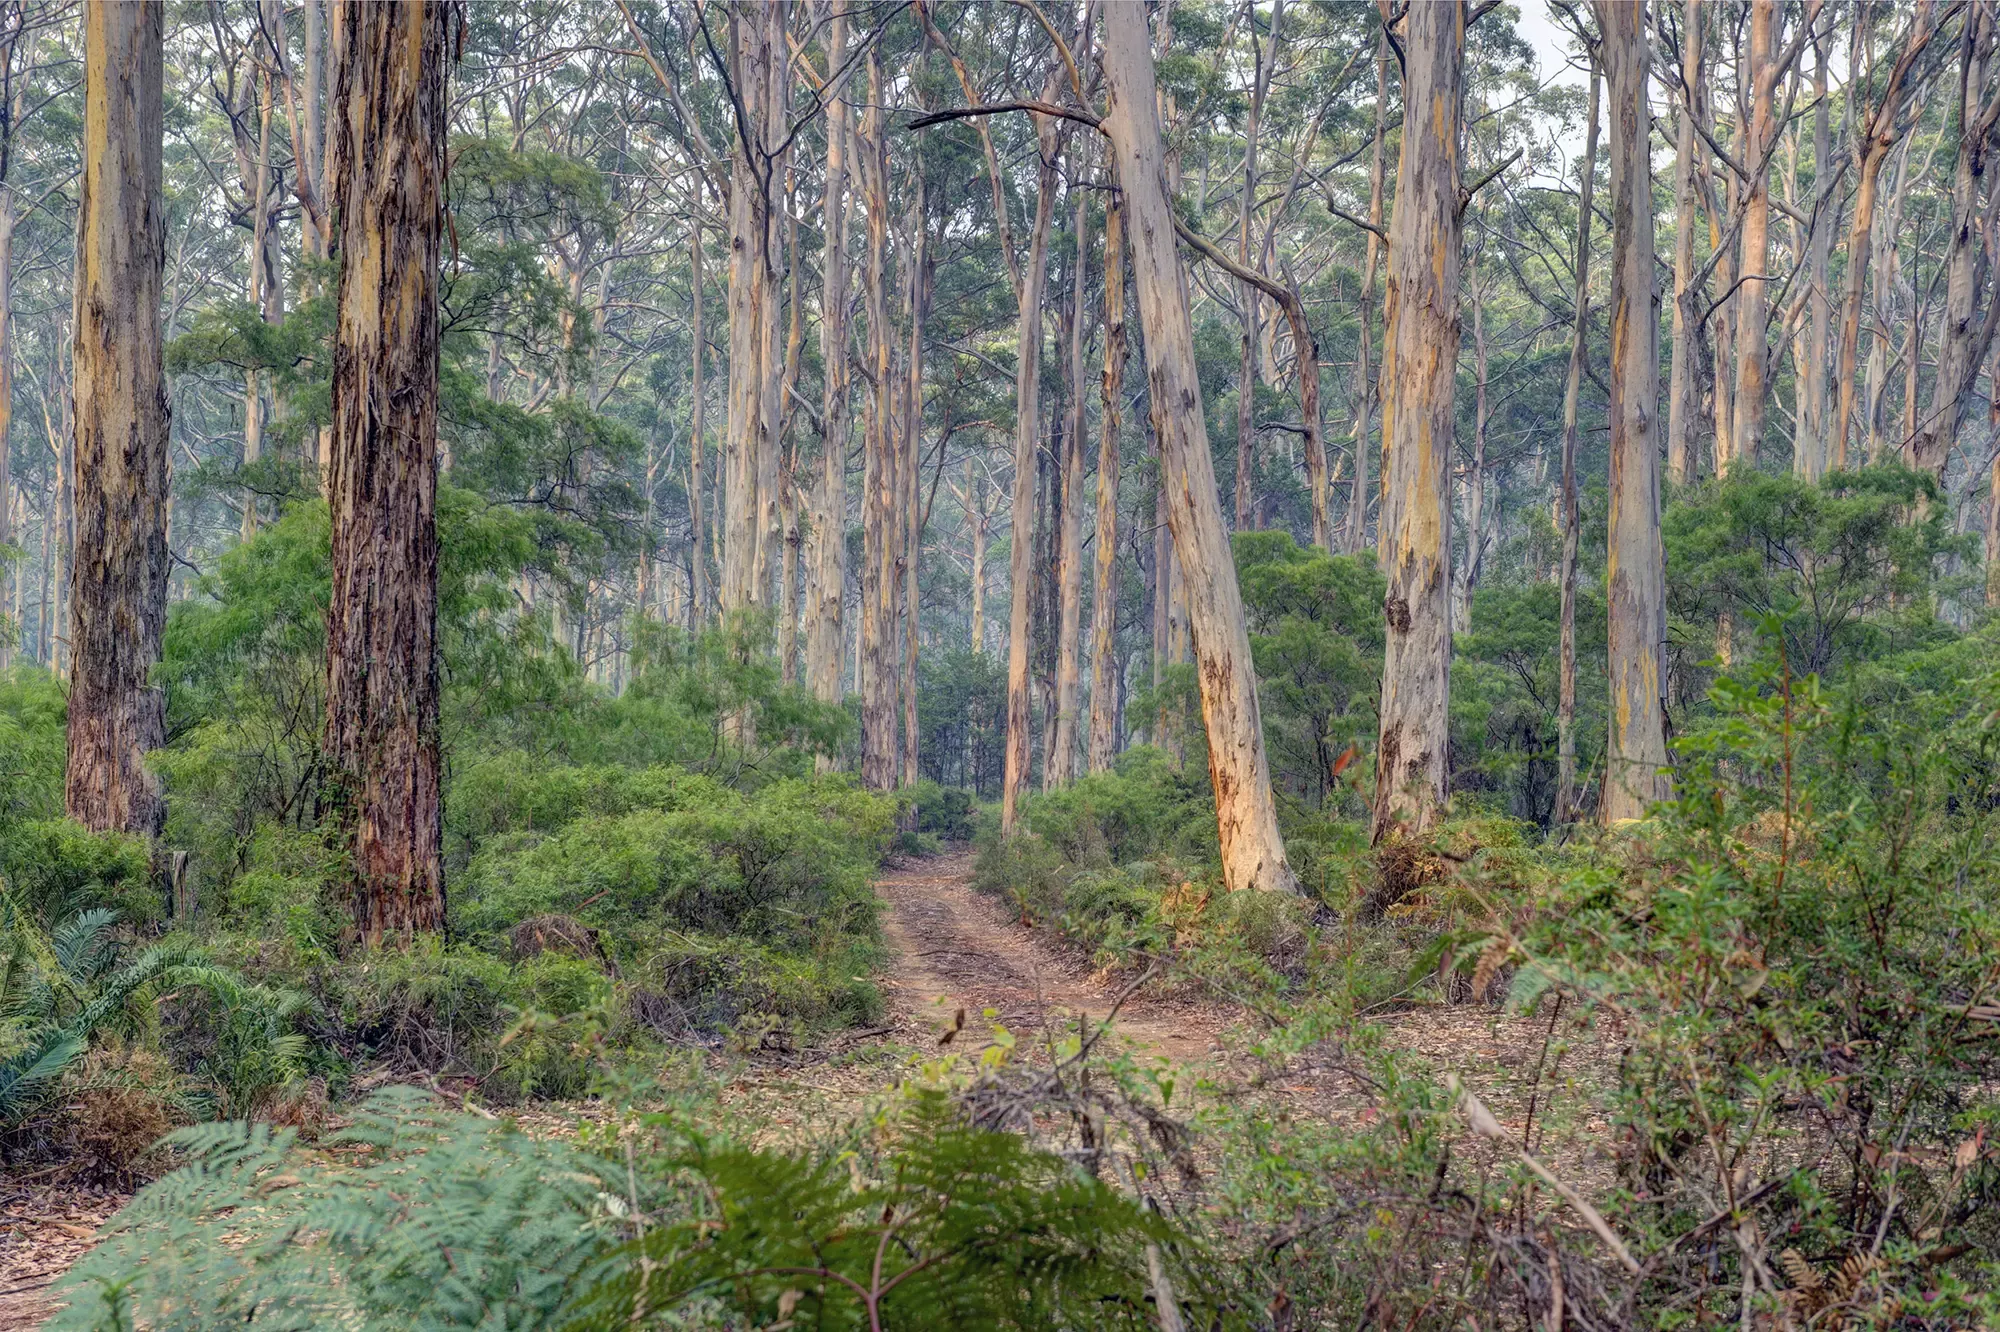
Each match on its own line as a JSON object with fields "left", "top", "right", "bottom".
{"left": 1103, "top": 0, "right": 1299, "bottom": 894}
{"left": 721, "top": 3, "right": 774, "bottom": 614}
{"left": 1000, "top": 116, "right": 1060, "bottom": 833}
{"left": 0, "top": 179, "right": 13, "bottom": 672}
{"left": 1342, "top": 36, "right": 1388, "bottom": 556}
{"left": 1458, "top": 262, "right": 1489, "bottom": 630}
{"left": 807, "top": 16, "right": 851, "bottom": 706}
{"left": 1556, "top": 64, "right": 1600, "bottom": 826}
{"left": 1667, "top": 0, "right": 1703, "bottom": 485}
{"left": 1370, "top": 0, "right": 1463, "bottom": 846}
{"left": 900, "top": 193, "right": 931, "bottom": 788}
{"left": 1730, "top": 0, "right": 1779, "bottom": 466}
{"left": 1087, "top": 192, "right": 1128, "bottom": 774}
{"left": 752, "top": 2, "right": 788, "bottom": 608}
{"left": 968, "top": 459, "right": 987, "bottom": 654}
{"left": 688, "top": 227, "right": 710, "bottom": 627}
{"left": 859, "top": 52, "right": 898, "bottom": 791}
{"left": 67, "top": 0, "right": 169, "bottom": 839}
{"left": 1865, "top": 142, "right": 1914, "bottom": 462}
{"left": 1598, "top": 0, "right": 1671, "bottom": 823}
{"left": 1232, "top": 0, "right": 1272, "bottom": 531}
{"left": 1798, "top": 26, "right": 1835, "bottom": 480}
{"left": 323, "top": 0, "right": 451, "bottom": 944}
{"left": 242, "top": 62, "right": 278, "bottom": 543}
{"left": 1051, "top": 190, "right": 1091, "bottom": 787}
{"left": 1912, "top": 0, "right": 1999, "bottom": 477}
{"left": 779, "top": 172, "right": 804, "bottom": 682}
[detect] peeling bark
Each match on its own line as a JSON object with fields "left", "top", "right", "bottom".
{"left": 1087, "top": 192, "right": 1127, "bottom": 774}
{"left": 66, "top": 0, "right": 169, "bottom": 840}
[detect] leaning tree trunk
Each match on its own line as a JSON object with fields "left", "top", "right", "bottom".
{"left": 66, "top": 0, "right": 170, "bottom": 840}
{"left": 1555, "top": 63, "right": 1600, "bottom": 827}
{"left": 1370, "top": 0, "right": 1463, "bottom": 846}
{"left": 1086, "top": 192, "right": 1128, "bottom": 774}
{"left": 324, "top": 0, "right": 452, "bottom": 945}
{"left": 1102, "top": 0, "right": 1299, "bottom": 895}
{"left": 1597, "top": 0, "right": 1671, "bottom": 823}
{"left": 999, "top": 117, "right": 1060, "bottom": 834}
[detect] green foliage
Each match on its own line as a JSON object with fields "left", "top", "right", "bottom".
{"left": 0, "top": 670, "right": 65, "bottom": 833}
{"left": 0, "top": 820, "right": 156, "bottom": 927}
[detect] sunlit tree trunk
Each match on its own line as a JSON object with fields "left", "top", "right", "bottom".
{"left": 1000, "top": 115, "right": 1060, "bottom": 833}
{"left": 1103, "top": 0, "right": 1298, "bottom": 894}
{"left": 1730, "top": 0, "right": 1778, "bottom": 465}
{"left": 858, "top": 52, "right": 898, "bottom": 791}
{"left": 1912, "top": 0, "right": 1999, "bottom": 478}
{"left": 1667, "top": 0, "right": 1703, "bottom": 485}
{"left": 1050, "top": 191, "right": 1091, "bottom": 788}
{"left": 1370, "top": 0, "right": 1463, "bottom": 845}
{"left": 1598, "top": 0, "right": 1670, "bottom": 823}
{"left": 66, "top": 0, "right": 169, "bottom": 840}
{"left": 1556, "top": 64, "right": 1600, "bottom": 826}
{"left": 806, "top": 15, "right": 851, "bottom": 707}
{"left": 323, "top": 0, "right": 452, "bottom": 944}
{"left": 1087, "top": 192, "right": 1128, "bottom": 774}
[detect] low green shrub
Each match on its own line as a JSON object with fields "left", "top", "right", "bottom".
{"left": 0, "top": 820, "right": 156, "bottom": 927}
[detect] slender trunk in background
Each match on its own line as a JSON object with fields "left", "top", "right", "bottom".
{"left": 1344, "top": 32, "right": 1388, "bottom": 555}
{"left": 1798, "top": 26, "right": 1835, "bottom": 479}
{"left": 1232, "top": 0, "right": 1271, "bottom": 531}
{"left": 0, "top": 179, "right": 13, "bottom": 672}
{"left": 67, "top": 1, "right": 169, "bottom": 839}
{"left": 1835, "top": 5, "right": 1943, "bottom": 466}
{"left": 1149, "top": 428, "right": 1170, "bottom": 732}
{"left": 688, "top": 227, "right": 710, "bottom": 628}
{"left": 807, "top": 15, "right": 851, "bottom": 706}
{"left": 324, "top": 0, "right": 452, "bottom": 944}
{"left": 859, "top": 52, "right": 898, "bottom": 791}
{"left": 1913, "top": 0, "right": 1999, "bottom": 477}
{"left": 1458, "top": 263, "right": 1489, "bottom": 630}
{"left": 721, "top": 4, "right": 773, "bottom": 613}
{"left": 752, "top": 2, "right": 788, "bottom": 606}
{"left": 1866, "top": 142, "right": 1913, "bottom": 462}
{"left": 779, "top": 172, "right": 804, "bottom": 682}
{"left": 1371, "top": 0, "right": 1463, "bottom": 846}
{"left": 1000, "top": 114, "right": 1059, "bottom": 833}
{"left": 968, "top": 459, "right": 987, "bottom": 654}
{"left": 1667, "top": 0, "right": 1701, "bottom": 485}
{"left": 1051, "top": 190, "right": 1091, "bottom": 788}
{"left": 242, "top": 62, "right": 280, "bottom": 543}
{"left": 1087, "top": 192, "right": 1128, "bottom": 774}
{"left": 1556, "top": 64, "right": 1600, "bottom": 826}
{"left": 1598, "top": 0, "right": 1670, "bottom": 822}
{"left": 1730, "top": 0, "right": 1778, "bottom": 466}
{"left": 1102, "top": 0, "right": 1298, "bottom": 894}
{"left": 900, "top": 197, "right": 931, "bottom": 788}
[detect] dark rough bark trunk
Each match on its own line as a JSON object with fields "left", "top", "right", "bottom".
{"left": 1598, "top": 0, "right": 1671, "bottom": 822}
{"left": 323, "top": 0, "right": 452, "bottom": 945}
{"left": 1371, "top": 0, "right": 1463, "bottom": 845}
{"left": 66, "top": 0, "right": 170, "bottom": 840}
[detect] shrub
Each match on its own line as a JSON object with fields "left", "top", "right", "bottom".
{"left": 0, "top": 820, "right": 156, "bottom": 927}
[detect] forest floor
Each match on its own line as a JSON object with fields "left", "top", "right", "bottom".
{"left": 0, "top": 848, "right": 1618, "bottom": 1329}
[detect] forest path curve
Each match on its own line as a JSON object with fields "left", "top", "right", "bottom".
{"left": 872, "top": 850, "right": 1227, "bottom": 1066}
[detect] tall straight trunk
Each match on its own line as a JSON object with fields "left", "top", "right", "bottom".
{"left": 1458, "top": 263, "right": 1489, "bottom": 629}
{"left": 1150, "top": 432, "right": 1170, "bottom": 714}
{"left": 1834, "top": 4, "right": 1947, "bottom": 466}
{"left": 0, "top": 181, "right": 13, "bottom": 672}
{"left": 1051, "top": 191, "right": 1091, "bottom": 787}
{"left": 1103, "top": 0, "right": 1298, "bottom": 894}
{"left": 1000, "top": 118, "right": 1060, "bottom": 833}
{"left": 1913, "top": 0, "right": 1999, "bottom": 477}
{"left": 324, "top": 0, "right": 451, "bottom": 944}
{"left": 858, "top": 52, "right": 898, "bottom": 791}
{"left": 968, "top": 459, "right": 987, "bottom": 654}
{"left": 779, "top": 175, "right": 804, "bottom": 683}
{"left": 752, "top": 2, "right": 788, "bottom": 607}
{"left": 1232, "top": 0, "right": 1272, "bottom": 531}
{"left": 1667, "top": 0, "right": 1703, "bottom": 485}
{"left": 1730, "top": 0, "right": 1778, "bottom": 465}
{"left": 1087, "top": 192, "right": 1128, "bottom": 774}
{"left": 1371, "top": 0, "right": 1463, "bottom": 846}
{"left": 1343, "top": 35, "right": 1389, "bottom": 556}
{"left": 243, "top": 63, "right": 278, "bottom": 542}
{"left": 1865, "top": 143, "right": 1913, "bottom": 461}
{"left": 1597, "top": 0, "right": 1670, "bottom": 823}
{"left": 807, "top": 18, "right": 851, "bottom": 705}
{"left": 302, "top": 0, "right": 327, "bottom": 259}
{"left": 721, "top": 4, "right": 774, "bottom": 614}
{"left": 688, "top": 227, "right": 710, "bottom": 627}
{"left": 1798, "top": 27, "right": 1835, "bottom": 479}
{"left": 66, "top": 1, "right": 168, "bottom": 839}
{"left": 900, "top": 196, "right": 931, "bottom": 788}
{"left": 1556, "top": 64, "right": 1600, "bottom": 826}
